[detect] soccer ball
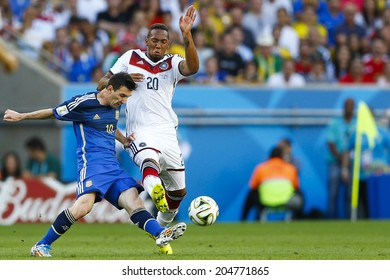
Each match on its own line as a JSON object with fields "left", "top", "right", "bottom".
{"left": 188, "top": 196, "right": 219, "bottom": 226}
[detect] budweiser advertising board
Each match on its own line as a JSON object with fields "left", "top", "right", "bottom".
{"left": 0, "top": 177, "right": 130, "bottom": 225}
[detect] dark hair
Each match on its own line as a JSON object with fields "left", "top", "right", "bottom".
{"left": 279, "top": 138, "right": 292, "bottom": 147}
{"left": 1, "top": 151, "right": 22, "bottom": 180}
{"left": 107, "top": 72, "right": 137, "bottom": 91}
{"left": 269, "top": 146, "right": 284, "bottom": 159}
{"left": 25, "top": 137, "right": 46, "bottom": 152}
{"left": 147, "top": 23, "right": 169, "bottom": 39}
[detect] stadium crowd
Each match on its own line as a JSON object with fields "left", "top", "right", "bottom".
{"left": 1, "top": 0, "right": 390, "bottom": 85}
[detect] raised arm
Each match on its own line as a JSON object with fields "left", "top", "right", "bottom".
{"left": 179, "top": 5, "right": 199, "bottom": 76}
{"left": 3, "top": 108, "right": 54, "bottom": 122}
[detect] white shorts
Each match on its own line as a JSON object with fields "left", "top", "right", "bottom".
{"left": 127, "top": 129, "right": 186, "bottom": 191}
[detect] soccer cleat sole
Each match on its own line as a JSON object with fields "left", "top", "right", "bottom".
{"left": 151, "top": 184, "right": 169, "bottom": 213}
{"left": 156, "top": 222, "right": 187, "bottom": 247}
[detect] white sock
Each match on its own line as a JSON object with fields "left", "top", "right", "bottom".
{"left": 157, "top": 210, "right": 178, "bottom": 227}
{"left": 142, "top": 175, "right": 162, "bottom": 196}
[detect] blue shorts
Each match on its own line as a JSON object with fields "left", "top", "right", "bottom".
{"left": 76, "top": 168, "right": 143, "bottom": 209}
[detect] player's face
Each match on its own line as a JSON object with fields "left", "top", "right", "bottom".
{"left": 109, "top": 86, "right": 133, "bottom": 108}
{"left": 146, "top": 29, "right": 170, "bottom": 62}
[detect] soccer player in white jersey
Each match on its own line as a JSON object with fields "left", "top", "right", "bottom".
{"left": 98, "top": 6, "right": 199, "bottom": 230}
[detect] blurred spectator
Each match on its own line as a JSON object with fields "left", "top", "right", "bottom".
{"left": 334, "top": 3, "right": 366, "bottom": 47}
{"left": 126, "top": 10, "right": 149, "bottom": 51}
{"left": 262, "top": 0, "right": 293, "bottom": 28}
{"left": 292, "top": 3, "right": 328, "bottom": 45}
{"left": 24, "top": 136, "right": 61, "bottom": 180}
{"left": 96, "top": 0, "right": 129, "bottom": 41}
{"left": 267, "top": 57, "right": 306, "bottom": 87}
{"left": 191, "top": 4, "right": 221, "bottom": 48}
{"left": 0, "top": 151, "right": 22, "bottom": 181}
{"left": 122, "top": 0, "right": 141, "bottom": 22}
{"left": 227, "top": 5, "right": 256, "bottom": 50}
{"left": 338, "top": 56, "right": 375, "bottom": 84}
{"left": 307, "top": 26, "right": 335, "bottom": 80}
{"left": 340, "top": 0, "right": 363, "bottom": 12}
{"left": 275, "top": 7, "right": 300, "bottom": 59}
{"left": 7, "top": 0, "right": 30, "bottom": 26}
{"left": 102, "top": 31, "right": 138, "bottom": 73}
{"left": 229, "top": 25, "right": 254, "bottom": 62}
{"left": 362, "top": 38, "right": 389, "bottom": 81}
{"left": 50, "top": 0, "right": 78, "bottom": 29}
{"left": 0, "top": 0, "right": 15, "bottom": 32}
{"left": 320, "top": 0, "right": 345, "bottom": 47}
{"left": 39, "top": 40, "right": 56, "bottom": 71}
{"left": 141, "top": 0, "right": 164, "bottom": 26}
{"left": 160, "top": 0, "right": 188, "bottom": 34}
{"left": 333, "top": 44, "right": 352, "bottom": 79}
{"left": 325, "top": 98, "right": 356, "bottom": 219}
{"left": 235, "top": 60, "right": 260, "bottom": 84}
{"left": 306, "top": 54, "right": 335, "bottom": 83}
{"left": 333, "top": 45, "right": 352, "bottom": 79}
{"left": 293, "top": 0, "right": 329, "bottom": 22}
{"left": 215, "top": 32, "right": 245, "bottom": 82}
{"left": 64, "top": 39, "right": 98, "bottom": 82}
{"left": 347, "top": 33, "right": 364, "bottom": 57}
{"left": 52, "top": 27, "right": 70, "bottom": 69}
{"left": 192, "top": 30, "right": 214, "bottom": 74}
{"left": 194, "top": 56, "right": 227, "bottom": 84}
{"left": 17, "top": 2, "right": 56, "bottom": 59}
{"left": 294, "top": 39, "right": 314, "bottom": 79}
{"left": 242, "top": 0, "right": 268, "bottom": 43}
{"left": 77, "top": 0, "right": 107, "bottom": 24}
{"left": 91, "top": 63, "right": 104, "bottom": 83}
{"left": 357, "top": 0, "right": 384, "bottom": 39}
{"left": 253, "top": 33, "right": 283, "bottom": 83}
{"left": 79, "top": 18, "right": 106, "bottom": 64}
{"left": 377, "top": 61, "right": 390, "bottom": 86}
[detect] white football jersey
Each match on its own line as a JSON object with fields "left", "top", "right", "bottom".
{"left": 110, "top": 49, "right": 185, "bottom": 135}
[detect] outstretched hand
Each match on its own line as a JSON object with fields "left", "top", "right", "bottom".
{"left": 3, "top": 109, "right": 22, "bottom": 122}
{"left": 179, "top": 5, "right": 196, "bottom": 34}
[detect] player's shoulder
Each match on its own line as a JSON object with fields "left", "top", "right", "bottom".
{"left": 67, "top": 92, "right": 98, "bottom": 108}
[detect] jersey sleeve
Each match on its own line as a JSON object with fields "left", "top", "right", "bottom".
{"left": 53, "top": 94, "right": 86, "bottom": 122}
{"left": 110, "top": 50, "right": 133, "bottom": 74}
{"left": 172, "top": 54, "right": 186, "bottom": 81}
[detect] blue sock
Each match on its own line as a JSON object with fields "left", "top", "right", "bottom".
{"left": 37, "top": 209, "right": 76, "bottom": 245}
{"left": 130, "top": 209, "right": 164, "bottom": 237}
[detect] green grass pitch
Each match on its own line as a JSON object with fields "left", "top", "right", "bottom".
{"left": 0, "top": 221, "right": 389, "bottom": 260}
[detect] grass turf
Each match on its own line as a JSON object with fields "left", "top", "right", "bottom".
{"left": 0, "top": 220, "right": 389, "bottom": 260}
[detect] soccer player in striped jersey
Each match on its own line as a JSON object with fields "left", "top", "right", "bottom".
{"left": 98, "top": 5, "right": 199, "bottom": 230}
{"left": 3, "top": 72, "right": 186, "bottom": 256}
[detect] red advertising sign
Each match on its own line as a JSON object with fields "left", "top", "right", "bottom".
{"left": 0, "top": 177, "right": 130, "bottom": 225}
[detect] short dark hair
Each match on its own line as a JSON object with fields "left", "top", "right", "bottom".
{"left": 25, "top": 137, "right": 46, "bottom": 152}
{"left": 147, "top": 23, "right": 169, "bottom": 39}
{"left": 107, "top": 72, "right": 137, "bottom": 91}
{"left": 269, "top": 146, "right": 283, "bottom": 159}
